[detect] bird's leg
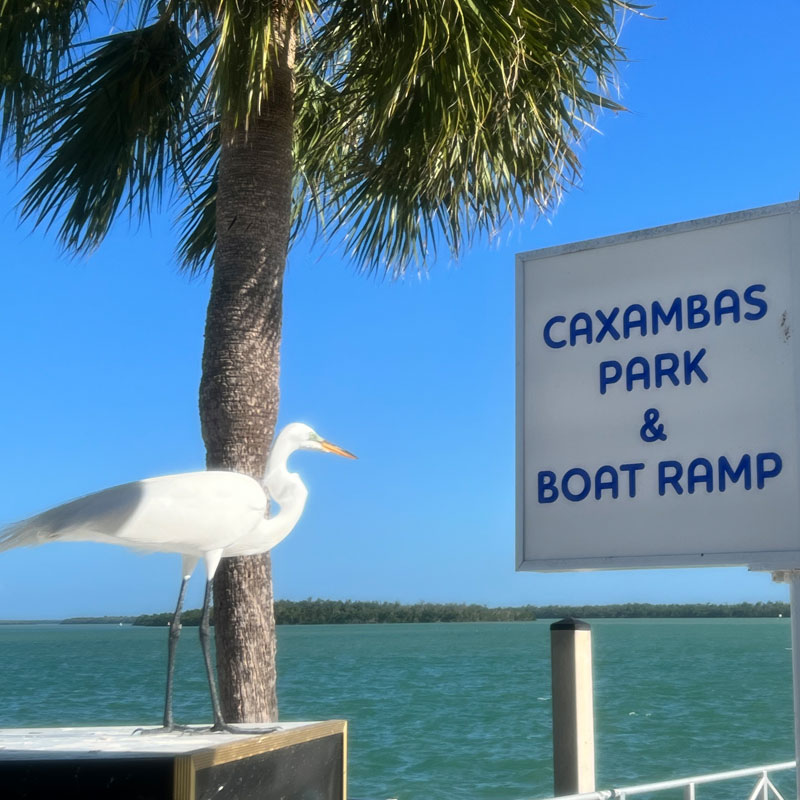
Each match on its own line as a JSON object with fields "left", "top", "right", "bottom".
{"left": 199, "top": 578, "right": 227, "bottom": 730}
{"left": 134, "top": 575, "right": 193, "bottom": 735}
{"left": 141, "top": 555, "right": 272, "bottom": 736}
{"left": 199, "top": 579, "right": 278, "bottom": 736}
{"left": 163, "top": 575, "right": 190, "bottom": 730}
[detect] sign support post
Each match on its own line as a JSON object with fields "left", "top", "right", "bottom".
{"left": 791, "top": 573, "right": 800, "bottom": 800}
{"left": 772, "top": 571, "right": 800, "bottom": 800}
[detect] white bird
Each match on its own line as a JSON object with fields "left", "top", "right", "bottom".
{"left": 0, "top": 422, "right": 356, "bottom": 732}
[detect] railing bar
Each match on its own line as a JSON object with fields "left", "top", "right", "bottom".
{"left": 523, "top": 761, "right": 796, "bottom": 800}
{"left": 764, "top": 775, "right": 787, "bottom": 800}
{"left": 746, "top": 774, "right": 767, "bottom": 800}
{"left": 605, "top": 761, "right": 796, "bottom": 796}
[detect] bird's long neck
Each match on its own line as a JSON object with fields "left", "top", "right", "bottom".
{"left": 262, "top": 429, "right": 308, "bottom": 530}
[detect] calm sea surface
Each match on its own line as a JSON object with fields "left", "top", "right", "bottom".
{"left": 0, "top": 619, "right": 794, "bottom": 800}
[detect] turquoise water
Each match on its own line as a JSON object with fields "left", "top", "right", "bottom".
{"left": 0, "top": 619, "right": 794, "bottom": 799}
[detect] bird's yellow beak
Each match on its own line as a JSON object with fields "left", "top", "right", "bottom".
{"left": 320, "top": 440, "right": 357, "bottom": 459}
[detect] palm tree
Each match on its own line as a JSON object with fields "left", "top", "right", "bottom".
{"left": 1, "top": 0, "right": 633, "bottom": 722}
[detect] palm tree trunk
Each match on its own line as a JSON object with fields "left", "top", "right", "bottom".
{"left": 198, "top": 21, "right": 295, "bottom": 723}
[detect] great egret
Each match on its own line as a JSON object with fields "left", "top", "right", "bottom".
{"left": 0, "top": 422, "right": 356, "bottom": 732}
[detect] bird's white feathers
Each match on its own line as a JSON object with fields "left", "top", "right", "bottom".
{"left": 0, "top": 472, "right": 267, "bottom": 560}
{"left": 0, "top": 422, "right": 352, "bottom": 579}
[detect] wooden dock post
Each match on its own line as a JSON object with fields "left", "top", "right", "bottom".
{"left": 550, "top": 618, "right": 595, "bottom": 796}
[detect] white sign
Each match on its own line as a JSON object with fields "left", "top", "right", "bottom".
{"left": 516, "top": 202, "right": 800, "bottom": 571}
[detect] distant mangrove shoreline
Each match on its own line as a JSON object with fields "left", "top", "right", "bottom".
{"left": 131, "top": 599, "right": 790, "bottom": 626}
{"left": 0, "top": 616, "right": 136, "bottom": 625}
{"left": 0, "top": 600, "right": 789, "bottom": 626}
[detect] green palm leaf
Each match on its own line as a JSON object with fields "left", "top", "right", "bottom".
{"left": 20, "top": 17, "right": 203, "bottom": 252}
{"left": 0, "top": 0, "right": 90, "bottom": 155}
{"left": 12, "top": 0, "right": 635, "bottom": 271}
{"left": 175, "top": 0, "right": 634, "bottom": 274}
{"left": 292, "top": 0, "right": 631, "bottom": 272}
{"left": 176, "top": 119, "right": 218, "bottom": 273}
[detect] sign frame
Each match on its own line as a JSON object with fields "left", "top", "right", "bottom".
{"left": 516, "top": 201, "right": 800, "bottom": 573}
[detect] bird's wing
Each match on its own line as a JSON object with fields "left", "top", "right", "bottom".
{"left": 0, "top": 481, "right": 146, "bottom": 551}
{"left": 131, "top": 472, "right": 268, "bottom": 552}
{"left": 0, "top": 472, "right": 268, "bottom": 556}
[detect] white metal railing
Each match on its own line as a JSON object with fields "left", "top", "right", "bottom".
{"left": 532, "top": 761, "right": 796, "bottom": 800}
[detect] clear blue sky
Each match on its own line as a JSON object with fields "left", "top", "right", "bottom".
{"left": 1, "top": 2, "right": 798, "bottom": 617}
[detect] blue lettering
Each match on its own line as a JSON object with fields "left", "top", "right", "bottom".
{"left": 652, "top": 298, "right": 682, "bottom": 334}
{"left": 756, "top": 452, "right": 782, "bottom": 489}
{"left": 687, "top": 457, "right": 714, "bottom": 494}
{"left": 719, "top": 455, "right": 751, "bottom": 491}
{"left": 687, "top": 294, "right": 710, "bottom": 329}
{"left": 654, "top": 352, "right": 680, "bottom": 387}
{"left": 562, "top": 468, "right": 591, "bottom": 502}
{"left": 569, "top": 313, "right": 593, "bottom": 346}
{"left": 595, "top": 308, "right": 620, "bottom": 343}
{"left": 599, "top": 360, "right": 622, "bottom": 394}
{"left": 619, "top": 463, "right": 645, "bottom": 498}
{"left": 683, "top": 349, "right": 708, "bottom": 384}
{"left": 744, "top": 284, "right": 768, "bottom": 321}
{"left": 594, "top": 466, "right": 619, "bottom": 499}
{"left": 658, "top": 461, "right": 683, "bottom": 495}
{"left": 714, "top": 289, "right": 740, "bottom": 325}
{"left": 538, "top": 471, "right": 558, "bottom": 503}
{"left": 626, "top": 356, "right": 650, "bottom": 391}
{"left": 623, "top": 304, "right": 647, "bottom": 339}
{"left": 543, "top": 316, "right": 567, "bottom": 349}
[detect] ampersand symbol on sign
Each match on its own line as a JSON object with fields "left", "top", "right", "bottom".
{"left": 640, "top": 408, "right": 667, "bottom": 443}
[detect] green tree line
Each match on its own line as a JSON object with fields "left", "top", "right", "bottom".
{"left": 131, "top": 599, "right": 790, "bottom": 626}
{"left": 529, "top": 601, "right": 789, "bottom": 619}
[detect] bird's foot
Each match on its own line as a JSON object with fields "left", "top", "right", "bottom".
{"left": 132, "top": 722, "right": 279, "bottom": 736}
{"left": 210, "top": 722, "right": 280, "bottom": 736}
{"left": 133, "top": 723, "right": 215, "bottom": 736}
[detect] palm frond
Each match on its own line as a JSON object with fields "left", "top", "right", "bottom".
{"left": 0, "top": 0, "right": 90, "bottom": 155}
{"left": 213, "top": 0, "right": 317, "bottom": 126}
{"left": 20, "top": 17, "right": 203, "bottom": 253}
{"left": 294, "top": 0, "right": 630, "bottom": 274}
{"left": 11, "top": 0, "right": 634, "bottom": 276}
{"left": 176, "top": 119, "right": 218, "bottom": 273}
{"left": 135, "top": 0, "right": 219, "bottom": 39}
